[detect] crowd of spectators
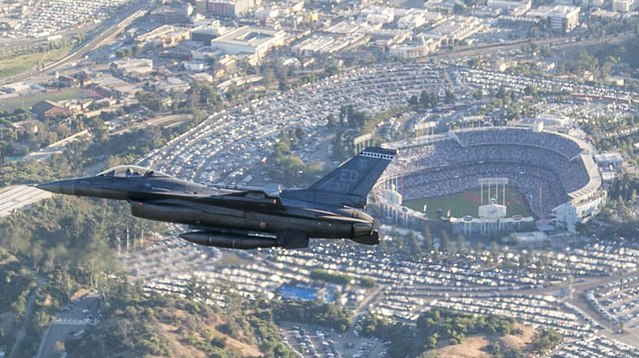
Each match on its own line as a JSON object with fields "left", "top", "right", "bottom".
{"left": 454, "top": 128, "right": 586, "bottom": 160}
{"left": 401, "top": 162, "right": 566, "bottom": 217}
{"left": 395, "top": 128, "right": 598, "bottom": 218}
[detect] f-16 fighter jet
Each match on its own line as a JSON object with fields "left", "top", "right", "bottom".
{"left": 38, "top": 147, "right": 396, "bottom": 249}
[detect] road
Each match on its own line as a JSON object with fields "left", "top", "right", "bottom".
{"left": 361, "top": 266, "right": 639, "bottom": 348}
{"left": 0, "top": 185, "right": 52, "bottom": 218}
{"left": 22, "top": 130, "right": 91, "bottom": 162}
{"left": 111, "top": 114, "right": 193, "bottom": 136}
{"left": 423, "top": 31, "right": 637, "bottom": 62}
{"left": 8, "top": 275, "right": 46, "bottom": 358}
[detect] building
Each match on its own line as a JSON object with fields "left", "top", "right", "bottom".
{"left": 388, "top": 36, "right": 437, "bottom": 59}
{"left": 136, "top": 25, "right": 191, "bottom": 48}
{"left": 149, "top": 3, "right": 194, "bottom": 24}
{"left": 30, "top": 100, "right": 70, "bottom": 120}
{"left": 548, "top": 5, "right": 579, "bottom": 33}
{"left": 184, "top": 60, "right": 208, "bottom": 72}
{"left": 359, "top": 6, "right": 396, "bottom": 24}
{"left": 424, "top": 16, "right": 485, "bottom": 44}
{"left": 200, "top": 0, "right": 261, "bottom": 17}
{"left": 191, "top": 22, "right": 227, "bottom": 44}
{"left": 612, "top": 0, "right": 633, "bottom": 12}
{"left": 293, "top": 33, "right": 369, "bottom": 55}
{"left": 397, "top": 13, "right": 425, "bottom": 29}
{"left": 450, "top": 214, "right": 536, "bottom": 235}
{"left": 594, "top": 152, "right": 623, "bottom": 182}
{"left": 192, "top": 46, "right": 222, "bottom": 61}
{"left": 486, "top": 0, "right": 531, "bottom": 15}
{"left": 110, "top": 59, "right": 154, "bottom": 78}
{"left": 210, "top": 26, "right": 286, "bottom": 64}
{"left": 594, "top": 152, "right": 623, "bottom": 170}
{"left": 10, "top": 120, "right": 40, "bottom": 135}
{"left": 368, "top": 29, "right": 412, "bottom": 48}
{"left": 553, "top": 192, "right": 607, "bottom": 232}
{"left": 151, "top": 77, "right": 191, "bottom": 94}
{"left": 254, "top": 7, "right": 280, "bottom": 21}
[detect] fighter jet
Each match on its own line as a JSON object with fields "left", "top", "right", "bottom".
{"left": 37, "top": 147, "right": 397, "bottom": 249}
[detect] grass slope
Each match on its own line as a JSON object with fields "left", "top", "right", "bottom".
{"left": 431, "top": 323, "right": 535, "bottom": 358}
{"left": 0, "top": 89, "right": 86, "bottom": 111}
{"left": 0, "top": 48, "right": 70, "bottom": 81}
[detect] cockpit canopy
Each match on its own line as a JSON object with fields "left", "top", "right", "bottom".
{"left": 96, "top": 165, "right": 171, "bottom": 178}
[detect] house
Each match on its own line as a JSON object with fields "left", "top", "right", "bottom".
{"left": 30, "top": 100, "right": 70, "bottom": 120}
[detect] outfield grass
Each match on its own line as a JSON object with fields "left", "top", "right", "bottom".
{"left": 403, "top": 187, "right": 533, "bottom": 219}
{"left": 0, "top": 47, "right": 70, "bottom": 81}
{"left": 0, "top": 88, "right": 86, "bottom": 111}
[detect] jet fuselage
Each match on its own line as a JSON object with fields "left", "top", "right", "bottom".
{"left": 39, "top": 147, "right": 396, "bottom": 249}
{"left": 39, "top": 170, "right": 375, "bottom": 248}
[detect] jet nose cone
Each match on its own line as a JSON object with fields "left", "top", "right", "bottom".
{"left": 37, "top": 180, "right": 76, "bottom": 195}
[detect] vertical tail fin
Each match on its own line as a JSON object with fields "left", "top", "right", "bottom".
{"left": 281, "top": 147, "right": 397, "bottom": 208}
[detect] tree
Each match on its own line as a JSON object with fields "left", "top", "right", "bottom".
{"left": 211, "top": 336, "right": 226, "bottom": 348}
{"left": 135, "top": 92, "right": 163, "bottom": 112}
{"left": 444, "top": 89, "right": 455, "bottom": 104}
{"left": 408, "top": 95, "right": 419, "bottom": 106}
{"left": 531, "top": 327, "right": 562, "bottom": 353}
{"left": 523, "top": 84, "right": 538, "bottom": 96}
{"left": 429, "top": 92, "right": 438, "bottom": 108}
{"left": 327, "top": 114, "right": 337, "bottom": 128}
{"left": 408, "top": 232, "right": 424, "bottom": 257}
{"left": 439, "top": 230, "right": 450, "bottom": 251}
{"left": 422, "top": 225, "right": 433, "bottom": 252}
{"left": 86, "top": 117, "right": 109, "bottom": 144}
{"left": 456, "top": 235, "right": 466, "bottom": 252}
{"left": 54, "top": 340, "right": 65, "bottom": 353}
{"left": 419, "top": 91, "right": 430, "bottom": 108}
{"left": 490, "top": 241, "right": 500, "bottom": 259}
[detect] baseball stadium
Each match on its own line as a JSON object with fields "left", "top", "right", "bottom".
{"left": 384, "top": 125, "right": 607, "bottom": 233}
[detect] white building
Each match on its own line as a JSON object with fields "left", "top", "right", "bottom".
{"left": 397, "top": 13, "right": 426, "bottom": 29}
{"left": 359, "top": 6, "right": 395, "bottom": 24}
{"left": 110, "top": 59, "right": 154, "bottom": 77}
{"left": 553, "top": 192, "right": 607, "bottom": 232}
{"left": 389, "top": 36, "right": 437, "bottom": 59}
{"left": 198, "top": 0, "right": 261, "bottom": 17}
{"left": 486, "top": 0, "right": 531, "bottom": 15}
{"left": 254, "top": 7, "right": 280, "bottom": 21}
{"left": 424, "top": 16, "right": 485, "bottom": 44}
{"left": 184, "top": 60, "right": 208, "bottom": 72}
{"left": 548, "top": 5, "right": 580, "bottom": 33}
{"left": 210, "top": 26, "right": 286, "bottom": 64}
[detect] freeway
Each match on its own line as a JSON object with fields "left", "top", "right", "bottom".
{"left": 423, "top": 31, "right": 636, "bottom": 62}
{"left": 0, "top": 185, "right": 52, "bottom": 218}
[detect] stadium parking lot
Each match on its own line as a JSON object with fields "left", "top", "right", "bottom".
{"left": 37, "top": 294, "right": 100, "bottom": 358}
{"left": 128, "top": 62, "right": 639, "bottom": 354}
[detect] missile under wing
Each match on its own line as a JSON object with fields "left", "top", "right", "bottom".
{"left": 38, "top": 147, "right": 397, "bottom": 249}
